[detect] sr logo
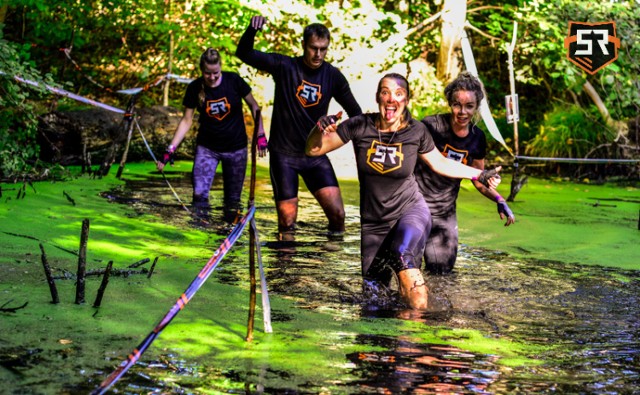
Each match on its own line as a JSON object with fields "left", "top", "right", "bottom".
{"left": 206, "top": 98, "right": 230, "bottom": 121}
{"left": 296, "top": 80, "right": 322, "bottom": 107}
{"left": 366, "top": 141, "right": 404, "bottom": 174}
{"left": 564, "top": 21, "right": 620, "bottom": 74}
{"left": 442, "top": 144, "right": 469, "bottom": 165}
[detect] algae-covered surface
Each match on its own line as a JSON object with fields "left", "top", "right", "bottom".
{"left": 456, "top": 176, "right": 639, "bottom": 270}
{"left": 0, "top": 162, "right": 638, "bottom": 394}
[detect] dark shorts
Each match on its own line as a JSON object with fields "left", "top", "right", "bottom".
{"left": 269, "top": 151, "right": 339, "bottom": 201}
{"left": 423, "top": 211, "right": 458, "bottom": 274}
{"left": 361, "top": 199, "right": 432, "bottom": 285}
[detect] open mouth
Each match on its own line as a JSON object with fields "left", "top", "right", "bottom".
{"left": 384, "top": 106, "right": 397, "bottom": 120}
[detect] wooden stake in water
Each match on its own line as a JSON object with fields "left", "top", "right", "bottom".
{"left": 147, "top": 256, "right": 159, "bottom": 279}
{"left": 39, "top": 243, "right": 59, "bottom": 304}
{"left": 93, "top": 261, "right": 113, "bottom": 308}
{"left": 246, "top": 109, "right": 261, "bottom": 342}
{"left": 75, "top": 218, "right": 90, "bottom": 304}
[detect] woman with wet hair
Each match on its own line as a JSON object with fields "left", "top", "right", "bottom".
{"left": 306, "top": 73, "right": 501, "bottom": 309}
{"left": 158, "top": 48, "right": 267, "bottom": 223}
{"left": 415, "top": 71, "right": 515, "bottom": 275}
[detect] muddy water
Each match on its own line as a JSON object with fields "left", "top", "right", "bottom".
{"left": 100, "top": 172, "right": 640, "bottom": 394}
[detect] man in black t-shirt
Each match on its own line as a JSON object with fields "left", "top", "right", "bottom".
{"left": 236, "top": 15, "right": 362, "bottom": 239}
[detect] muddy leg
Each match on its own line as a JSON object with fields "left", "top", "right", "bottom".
{"left": 397, "top": 268, "right": 428, "bottom": 310}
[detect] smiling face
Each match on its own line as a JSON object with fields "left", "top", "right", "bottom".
{"left": 450, "top": 90, "right": 479, "bottom": 132}
{"left": 201, "top": 62, "right": 222, "bottom": 88}
{"left": 302, "top": 35, "right": 329, "bottom": 69}
{"left": 376, "top": 77, "right": 409, "bottom": 130}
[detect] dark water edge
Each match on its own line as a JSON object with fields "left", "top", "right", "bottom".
{"left": 64, "top": 173, "right": 640, "bottom": 394}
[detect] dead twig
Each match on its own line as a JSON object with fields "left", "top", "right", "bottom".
{"left": 127, "top": 258, "right": 150, "bottom": 268}
{"left": 0, "top": 300, "right": 29, "bottom": 313}
{"left": 63, "top": 191, "right": 76, "bottom": 206}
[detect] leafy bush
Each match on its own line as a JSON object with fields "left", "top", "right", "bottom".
{"left": 525, "top": 104, "right": 614, "bottom": 160}
{"left": 0, "top": 35, "right": 57, "bottom": 179}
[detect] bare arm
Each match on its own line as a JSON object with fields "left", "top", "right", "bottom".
{"left": 470, "top": 159, "right": 502, "bottom": 200}
{"left": 420, "top": 148, "right": 482, "bottom": 179}
{"left": 243, "top": 92, "right": 268, "bottom": 157}
{"left": 419, "top": 148, "right": 501, "bottom": 188}
{"left": 305, "top": 120, "right": 346, "bottom": 157}
{"left": 157, "top": 107, "right": 194, "bottom": 171}
{"left": 243, "top": 92, "right": 265, "bottom": 136}
{"left": 470, "top": 158, "right": 515, "bottom": 226}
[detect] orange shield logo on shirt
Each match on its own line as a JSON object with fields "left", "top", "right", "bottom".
{"left": 564, "top": 21, "right": 620, "bottom": 74}
{"left": 206, "top": 98, "right": 230, "bottom": 120}
{"left": 296, "top": 80, "right": 322, "bottom": 107}
{"left": 442, "top": 144, "right": 469, "bottom": 165}
{"left": 366, "top": 141, "right": 404, "bottom": 174}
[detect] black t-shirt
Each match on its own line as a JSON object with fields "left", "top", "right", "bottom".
{"left": 414, "top": 113, "right": 487, "bottom": 216}
{"left": 236, "top": 27, "right": 362, "bottom": 156}
{"left": 337, "top": 113, "right": 435, "bottom": 223}
{"left": 182, "top": 72, "right": 251, "bottom": 152}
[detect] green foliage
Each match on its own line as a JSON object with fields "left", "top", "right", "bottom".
{"left": 409, "top": 62, "right": 447, "bottom": 120}
{"left": 515, "top": 1, "right": 640, "bottom": 121}
{"left": 0, "top": 33, "right": 57, "bottom": 179}
{"left": 525, "top": 104, "right": 614, "bottom": 159}
{"left": 1, "top": 0, "right": 638, "bottom": 180}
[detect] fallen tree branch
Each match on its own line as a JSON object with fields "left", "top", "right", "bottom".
{"left": 127, "top": 258, "right": 150, "bottom": 268}
{"left": 0, "top": 300, "right": 29, "bottom": 313}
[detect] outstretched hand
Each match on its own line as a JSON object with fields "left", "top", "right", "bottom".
{"left": 250, "top": 15, "right": 266, "bottom": 30}
{"left": 497, "top": 200, "right": 516, "bottom": 226}
{"left": 316, "top": 111, "right": 343, "bottom": 134}
{"left": 476, "top": 166, "right": 502, "bottom": 189}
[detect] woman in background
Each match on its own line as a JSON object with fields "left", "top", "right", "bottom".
{"left": 415, "top": 71, "right": 515, "bottom": 275}
{"left": 158, "top": 48, "right": 267, "bottom": 223}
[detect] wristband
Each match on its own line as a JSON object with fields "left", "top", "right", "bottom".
{"left": 167, "top": 144, "right": 176, "bottom": 153}
{"left": 495, "top": 194, "right": 504, "bottom": 202}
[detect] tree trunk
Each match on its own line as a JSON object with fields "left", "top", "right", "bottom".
{"left": 582, "top": 80, "right": 628, "bottom": 139}
{"left": 436, "top": 0, "right": 467, "bottom": 82}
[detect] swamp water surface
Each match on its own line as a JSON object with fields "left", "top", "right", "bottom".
{"left": 27, "top": 171, "right": 640, "bottom": 394}
{"left": 91, "top": 176, "right": 640, "bottom": 394}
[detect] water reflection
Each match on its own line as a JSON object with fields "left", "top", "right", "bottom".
{"left": 96, "top": 172, "right": 640, "bottom": 394}
{"left": 345, "top": 334, "right": 499, "bottom": 394}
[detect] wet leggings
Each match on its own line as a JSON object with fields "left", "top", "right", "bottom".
{"left": 361, "top": 199, "right": 432, "bottom": 286}
{"left": 192, "top": 145, "right": 247, "bottom": 212}
{"left": 423, "top": 212, "right": 458, "bottom": 274}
